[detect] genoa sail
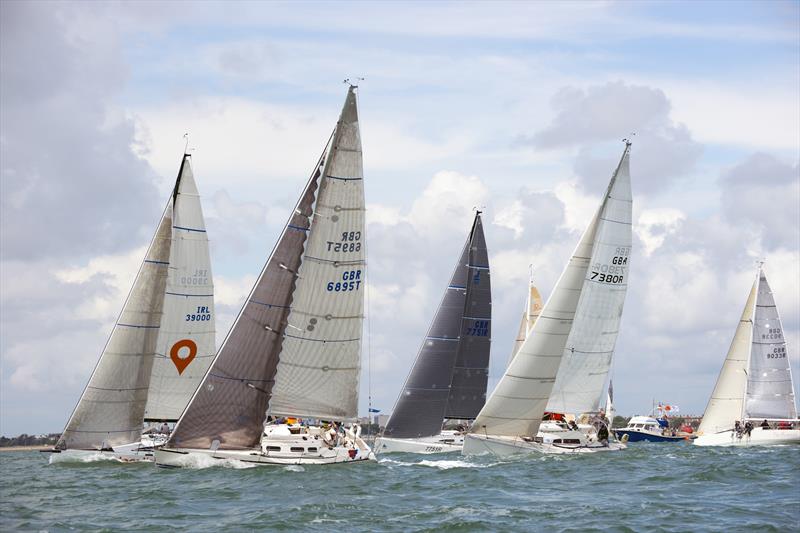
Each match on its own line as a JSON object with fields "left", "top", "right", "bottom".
{"left": 743, "top": 269, "right": 798, "bottom": 420}
{"left": 470, "top": 142, "right": 631, "bottom": 438}
{"left": 167, "top": 86, "right": 362, "bottom": 450}
{"left": 383, "top": 212, "right": 491, "bottom": 439}
{"left": 546, "top": 145, "right": 632, "bottom": 415}
{"left": 144, "top": 155, "right": 216, "bottom": 422}
{"left": 58, "top": 202, "right": 172, "bottom": 450}
{"left": 696, "top": 279, "right": 755, "bottom": 435}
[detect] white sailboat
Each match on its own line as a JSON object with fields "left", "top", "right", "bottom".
{"left": 50, "top": 153, "right": 216, "bottom": 463}
{"left": 375, "top": 212, "right": 491, "bottom": 454}
{"left": 155, "top": 85, "right": 374, "bottom": 468}
{"left": 694, "top": 265, "right": 799, "bottom": 446}
{"left": 463, "top": 140, "right": 632, "bottom": 457}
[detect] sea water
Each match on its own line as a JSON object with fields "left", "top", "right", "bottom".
{"left": 1, "top": 443, "right": 798, "bottom": 531}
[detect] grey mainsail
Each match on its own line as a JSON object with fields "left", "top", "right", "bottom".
{"left": 743, "top": 269, "right": 797, "bottom": 420}
{"left": 167, "top": 87, "right": 362, "bottom": 450}
{"left": 383, "top": 212, "right": 491, "bottom": 439}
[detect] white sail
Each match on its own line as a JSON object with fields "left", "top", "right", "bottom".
{"left": 546, "top": 147, "right": 632, "bottom": 415}
{"left": 144, "top": 155, "right": 215, "bottom": 422}
{"left": 509, "top": 274, "right": 543, "bottom": 364}
{"left": 743, "top": 269, "right": 797, "bottom": 420}
{"left": 58, "top": 209, "right": 172, "bottom": 449}
{"left": 268, "top": 86, "right": 365, "bottom": 420}
{"left": 696, "top": 279, "right": 755, "bottom": 435}
{"left": 471, "top": 142, "right": 631, "bottom": 438}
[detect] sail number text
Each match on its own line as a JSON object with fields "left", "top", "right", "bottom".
{"left": 590, "top": 247, "right": 629, "bottom": 284}
{"left": 186, "top": 306, "right": 212, "bottom": 322}
{"left": 181, "top": 269, "right": 209, "bottom": 286}
{"left": 466, "top": 320, "right": 489, "bottom": 337}
{"left": 767, "top": 346, "right": 786, "bottom": 359}
{"left": 327, "top": 231, "right": 362, "bottom": 253}
{"left": 327, "top": 270, "right": 362, "bottom": 292}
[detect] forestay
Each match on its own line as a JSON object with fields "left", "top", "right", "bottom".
{"left": 546, "top": 145, "right": 632, "bottom": 415}
{"left": 144, "top": 155, "right": 216, "bottom": 422}
{"left": 269, "top": 87, "right": 365, "bottom": 420}
{"left": 58, "top": 210, "right": 172, "bottom": 449}
{"left": 383, "top": 213, "right": 490, "bottom": 438}
{"left": 471, "top": 142, "right": 631, "bottom": 438}
{"left": 743, "top": 269, "right": 797, "bottom": 420}
{"left": 697, "top": 280, "right": 755, "bottom": 435}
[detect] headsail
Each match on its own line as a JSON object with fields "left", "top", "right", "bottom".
{"left": 58, "top": 206, "right": 172, "bottom": 449}
{"left": 167, "top": 87, "right": 361, "bottom": 450}
{"left": 743, "top": 268, "right": 797, "bottom": 420}
{"left": 383, "top": 212, "right": 491, "bottom": 439}
{"left": 696, "top": 278, "right": 755, "bottom": 435}
{"left": 144, "top": 155, "right": 216, "bottom": 422}
{"left": 546, "top": 145, "right": 632, "bottom": 415}
{"left": 471, "top": 142, "right": 631, "bottom": 438}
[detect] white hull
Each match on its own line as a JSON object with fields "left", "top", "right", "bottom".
{"left": 375, "top": 431, "right": 463, "bottom": 454}
{"left": 463, "top": 433, "right": 626, "bottom": 457}
{"left": 47, "top": 436, "right": 167, "bottom": 464}
{"left": 156, "top": 424, "right": 375, "bottom": 468}
{"left": 693, "top": 427, "right": 800, "bottom": 447}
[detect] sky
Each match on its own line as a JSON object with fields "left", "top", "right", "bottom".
{"left": 1, "top": 0, "right": 798, "bottom": 436}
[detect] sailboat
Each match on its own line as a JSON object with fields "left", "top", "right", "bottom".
{"left": 694, "top": 265, "right": 799, "bottom": 446}
{"left": 508, "top": 268, "right": 543, "bottom": 366}
{"left": 155, "top": 85, "right": 374, "bottom": 468}
{"left": 463, "top": 140, "right": 632, "bottom": 457}
{"left": 374, "top": 212, "right": 491, "bottom": 454}
{"left": 49, "top": 152, "right": 216, "bottom": 463}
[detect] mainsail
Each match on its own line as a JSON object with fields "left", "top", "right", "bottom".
{"left": 383, "top": 213, "right": 491, "bottom": 439}
{"left": 546, "top": 144, "right": 632, "bottom": 415}
{"left": 509, "top": 271, "right": 543, "bottom": 364}
{"left": 57, "top": 154, "right": 214, "bottom": 450}
{"left": 743, "top": 269, "right": 797, "bottom": 420}
{"left": 167, "top": 86, "right": 363, "bottom": 450}
{"left": 144, "top": 155, "right": 216, "bottom": 422}
{"left": 696, "top": 279, "right": 755, "bottom": 435}
{"left": 471, "top": 142, "right": 632, "bottom": 438}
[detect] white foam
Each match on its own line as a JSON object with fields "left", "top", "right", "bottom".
{"left": 170, "top": 453, "right": 256, "bottom": 470}
{"left": 283, "top": 465, "right": 305, "bottom": 472}
{"left": 378, "top": 457, "right": 500, "bottom": 470}
{"left": 48, "top": 452, "right": 123, "bottom": 464}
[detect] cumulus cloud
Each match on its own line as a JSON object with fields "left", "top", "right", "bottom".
{"left": 0, "top": 1, "right": 160, "bottom": 261}
{"left": 527, "top": 82, "right": 703, "bottom": 193}
{"left": 719, "top": 153, "right": 800, "bottom": 250}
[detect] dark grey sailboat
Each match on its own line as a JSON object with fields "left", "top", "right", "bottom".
{"left": 375, "top": 212, "right": 491, "bottom": 453}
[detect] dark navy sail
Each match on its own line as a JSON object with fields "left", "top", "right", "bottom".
{"left": 383, "top": 212, "right": 491, "bottom": 439}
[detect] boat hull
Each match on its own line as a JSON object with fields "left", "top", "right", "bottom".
{"left": 462, "top": 433, "right": 626, "bottom": 456}
{"left": 613, "top": 430, "right": 688, "bottom": 443}
{"left": 47, "top": 441, "right": 160, "bottom": 463}
{"left": 374, "top": 432, "right": 463, "bottom": 454}
{"left": 693, "top": 428, "right": 800, "bottom": 447}
{"left": 155, "top": 445, "right": 375, "bottom": 467}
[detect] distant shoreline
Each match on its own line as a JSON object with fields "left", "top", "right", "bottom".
{"left": 0, "top": 445, "right": 49, "bottom": 452}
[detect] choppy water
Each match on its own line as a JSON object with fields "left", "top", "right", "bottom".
{"left": 1, "top": 443, "right": 798, "bottom": 532}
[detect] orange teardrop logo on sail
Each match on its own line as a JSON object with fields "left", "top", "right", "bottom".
{"left": 170, "top": 339, "right": 197, "bottom": 375}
